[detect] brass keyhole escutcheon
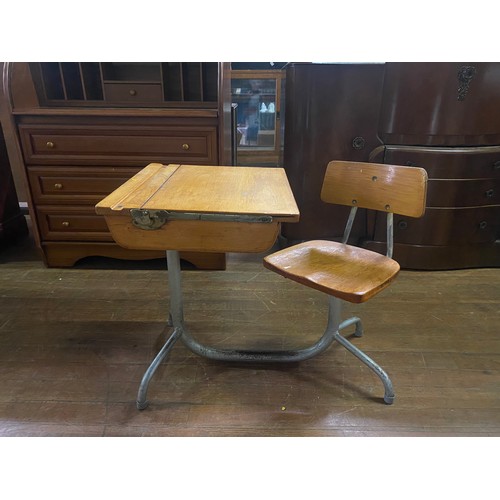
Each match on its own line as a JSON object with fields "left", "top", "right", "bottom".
{"left": 182, "top": 143, "right": 190, "bottom": 150}
{"left": 46, "top": 141, "right": 55, "bottom": 148}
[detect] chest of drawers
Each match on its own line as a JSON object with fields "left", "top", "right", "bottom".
{"left": 366, "top": 145, "right": 500, "bottom": 268}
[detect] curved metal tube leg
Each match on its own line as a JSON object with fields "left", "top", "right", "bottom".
{"left": 179, "top": 324, "right": 338, "bottom": 363}
{"left": 334, "top": 334, "right": 393, "bottom": 401}
{"left": 339, "top": 316, "right": 363, "bottom": 337}
{"left": 166, "top": 250, "right": 342, "bottom": 363}
{"left": 136, "top": 250, "right": 394, "bottom": 408}
{"left": 136, "top": 326, "right": 183, "bottom": 410}
{"left": 334, "top": 332, "right": 395, "bottom": 404}
{"left": 333, "top": 297, "right": 394, "bottom": 404}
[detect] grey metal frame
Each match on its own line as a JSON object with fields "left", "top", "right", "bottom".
{"left": 136, "top": 245, "right": 395, "bottom": 410}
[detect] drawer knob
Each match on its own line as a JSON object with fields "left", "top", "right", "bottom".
{"left": 182, "top": 143, "right": 190, "bottom": 150}
{"left": 493, "top": 161, "right": 500, "bottom": 170}
{"left": 485, "top": 189, "right": 494, "bottom": 198}
{"left": 46, "top": 141, "right": 55, "bottom": 149}
{"left": 129, "top": 89, "right": 137, "bottom": 96}
{"left": 479, "top": 220, "right": 488, "bottom": 230}
{"left": 398, "top": 220, "right": 408, "bottom": 230}
{"left": 54, "top": 183, "right": 63, "bottom": 190}
{"left": 61, "top": 221, "right": 70, "bottom": 227}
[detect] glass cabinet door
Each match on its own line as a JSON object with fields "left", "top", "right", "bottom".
{"left": 231, "top": 70, "right": 284, "bottom": 166}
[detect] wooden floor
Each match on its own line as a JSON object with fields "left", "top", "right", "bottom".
{"left": 0, "top": 225, "right": 499, "bottom": 437}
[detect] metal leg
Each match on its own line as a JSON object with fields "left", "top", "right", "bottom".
{"left": 136, "top": 250, "right": 343, "bottom": 408}
{"left": 339, "top": 316, "right": 363, "bottom": 338}
{"left": 136, "top": 326, "right": 183, "bottom": 410}
{"left": 332, "top": 296, "right": 395, "bottom": 404}
{"left": 136, "top": 250, "right": 184, "bottom": 410}
{"left": 179, "top": 285, "right": 340, "bottom": 362}
{"left": 136, "top": 250, "right": 394, "bottom": 408}
{"left": 165, "top": 251, "right": 341, "bottom": 363}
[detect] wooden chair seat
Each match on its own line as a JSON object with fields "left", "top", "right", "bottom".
{"left": 263, "top": 240, "right": 401, "bottom": 304}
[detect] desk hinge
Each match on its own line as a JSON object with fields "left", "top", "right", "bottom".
{"left": 130, "top": 209, "right": 273, "bottom": 230}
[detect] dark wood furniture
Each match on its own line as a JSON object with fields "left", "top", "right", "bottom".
{"left": 0, "top": 121, "right": 27, "bottom": 247}
{"left": 1, "top": 62, "right": 232, "bottom": 268}
{"left": 282, "top": 62, "right": 500, "bottom": 270}
{"left": 282, "top": 63, "right": 386, "bottom": 243}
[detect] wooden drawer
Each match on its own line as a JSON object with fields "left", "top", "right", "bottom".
{"left": 28, "top": 166, "right": 140, "bottom": 205}
{"left": 19, "top": 124, "right": 218, "bottom": 166}
{"left": 37, "top": 206, "right": 113, "bottom": 242}
{"left": 384, "top": 146, "right": 500, "bottom": 179}
{"left": 103, "top": 83, "right": 163, "bottom": 104}
{"left": 374, "top": 206, "right": 500, "bottom": 245}
{"left": 427, "top": 179, "right": 499, "bottom": 208}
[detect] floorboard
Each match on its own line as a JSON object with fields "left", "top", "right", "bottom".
{"left": 0, "top": 226, "right": 499, "bottom": 437}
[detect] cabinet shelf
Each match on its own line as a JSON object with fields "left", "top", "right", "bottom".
{"left": 30, "top": 62, "right": 220, "bottom": 107}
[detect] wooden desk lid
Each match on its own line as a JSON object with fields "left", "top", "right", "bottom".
{"left": 96, "top": 163, "right": 300, "bottom": 222}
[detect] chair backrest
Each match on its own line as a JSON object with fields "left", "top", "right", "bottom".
{"left": 320, "top": 160, "right": 428, "bottom": 258}
{"left": 321, "top": 160, "right": 427, "bottom": 218}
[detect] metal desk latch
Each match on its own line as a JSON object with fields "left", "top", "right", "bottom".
{"left": 130, "top": 209, "right": 273, "bottom": 230}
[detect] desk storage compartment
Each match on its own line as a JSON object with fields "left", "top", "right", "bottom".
{"left": 19, "top": 124, "right": 218, "bottom": 166}
{"left": 96, "top": 163, "right": 300, "bottom": 254}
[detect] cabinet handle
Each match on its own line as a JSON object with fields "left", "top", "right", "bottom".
{"left": 479, "top": 221, "right": 488, "bottom": 230}
{"left": 485, "top": 189, "right": 494, "bottom": 198}
{"left": 61, "top": 221, "right": 70, "bottom": 227}
{"left": 493, "top": 161, "right": 500, "bottom": 170}
{"left": 129, "top": 89, "right": 137, "bottom": 96}
{"left": 46, "top": 141, "right": 55, "bottom": 149}
{"left": 182, "top": 143, "right": 190, "bottom": 150}
{"left": 54, "top": 183, "right": 63, "bottom": 190}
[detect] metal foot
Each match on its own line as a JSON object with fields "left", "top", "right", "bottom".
{"left": 136, "top": 400, "right": 149, "bottom": 410}
{"left": 383, "top": 394, "right": 395, "bottom": 405}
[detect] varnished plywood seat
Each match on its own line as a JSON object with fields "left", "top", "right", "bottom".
{"left": 264, "top": 240, "right": 400, "bottom": 304}
{"left": 264, "top": 160, "right": 428, "bottom": 404}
